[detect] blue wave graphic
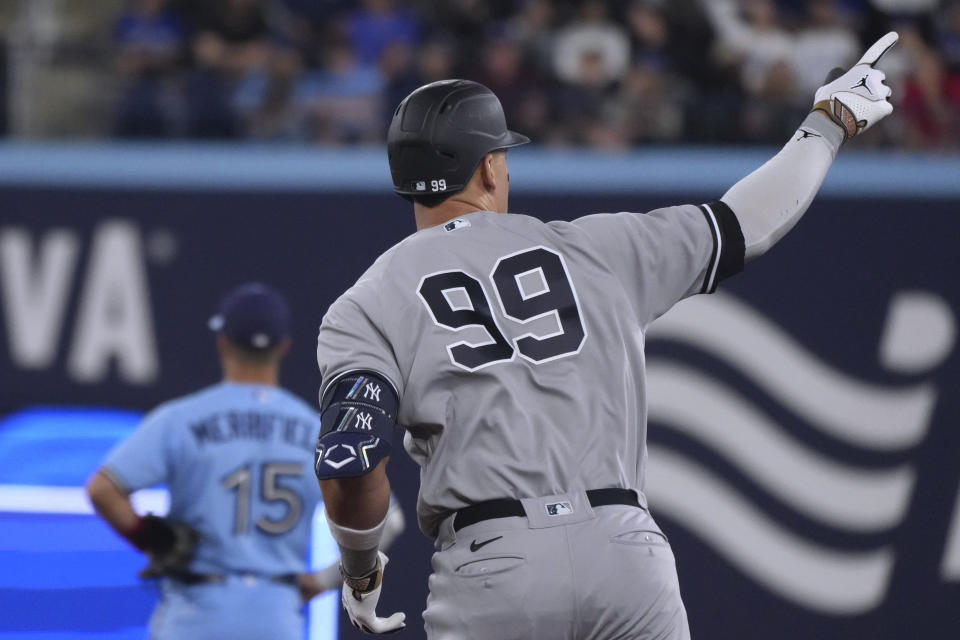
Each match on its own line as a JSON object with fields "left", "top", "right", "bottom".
{"left": 0, "top": 512, "right": 158, "bottom": 634}
{"left": 0, "top": 408, "right": 141, "bottom": 486}
{"left": 647, "top": 293, "right": 936, "bottom": 450}
{"left": 643, "top": 291, "right": 953, "bottom": 614}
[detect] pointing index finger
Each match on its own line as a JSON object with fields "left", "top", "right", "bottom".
{"left": 857, "top": 31, "right": 899, "bottom": 66}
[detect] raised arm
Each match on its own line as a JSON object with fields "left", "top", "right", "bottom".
{"left": 722, "top": 32, "right": 899, "bottom": 261}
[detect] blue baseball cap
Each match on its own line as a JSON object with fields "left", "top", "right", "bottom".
{"left": 208, "top": 282, "right": 291, "bottom": 350}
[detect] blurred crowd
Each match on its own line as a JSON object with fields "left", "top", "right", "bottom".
{"left": 40, "top": 0, "right": 960, "bottom": 147}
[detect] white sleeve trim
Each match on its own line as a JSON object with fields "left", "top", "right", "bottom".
{"left": 700, "top": 203, "right": 723, "bottom": 293}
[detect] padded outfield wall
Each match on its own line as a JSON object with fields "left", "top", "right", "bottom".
{"left": 1, "top": 145, "right": 958, "bottom": 639}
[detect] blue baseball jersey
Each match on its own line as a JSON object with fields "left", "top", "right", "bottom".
{"left": 102, "top": 382, "right": 322, "bottom": 576}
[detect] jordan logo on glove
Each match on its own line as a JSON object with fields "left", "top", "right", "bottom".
{"left": 851, "top": 75, "right": 872, "bottom": 94}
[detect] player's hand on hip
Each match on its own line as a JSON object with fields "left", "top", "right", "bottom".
{"left": 341, "top": 551, "right": 406, "bottom": 634}
{"left": 297, "top": 566, "right": 340, "bottom": 603}
{"left": 812, "top": 31, "right": 898, "bottom": 142}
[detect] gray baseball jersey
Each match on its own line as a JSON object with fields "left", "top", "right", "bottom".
{"left": 316, "top": 203, "right": 743, "bottom": 537}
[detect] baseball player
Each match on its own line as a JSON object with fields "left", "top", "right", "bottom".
{"left": 313, "top": 33, "right": 900, "bottom": 638}
{"left": 85, "top": 282, "right": 404, "bottom": 639}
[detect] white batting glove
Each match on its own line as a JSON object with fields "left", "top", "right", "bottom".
{"left": 341, "top": 551, "right": 406, "bottom": 634}
{"left": 812, "top": 31, "right": 898, "bottom": 142}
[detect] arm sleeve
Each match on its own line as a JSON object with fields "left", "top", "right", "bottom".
{"left": 100, "top": 405, "right": 174, "bottom": 492}
{"left": 721, "top": 111, "right": 844, "bottom": 261}
{"left": 572, "top": 202, "right": 744, "bottom": 327}
{"left": 316, "top": 287, "right": 404, "bottom": 403}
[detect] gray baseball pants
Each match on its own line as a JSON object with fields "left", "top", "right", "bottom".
{"left": 423, "top": 491, "right": 691, "bottom": 640}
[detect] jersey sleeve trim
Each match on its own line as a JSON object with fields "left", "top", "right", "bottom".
{"left": 698, "top": 204, "right": 722, "bottom": 293}
{"left": 698, "top": 201, "right": 745, "bottom": 293}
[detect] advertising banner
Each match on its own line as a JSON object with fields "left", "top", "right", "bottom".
{"left": 1, "top": 173, "right": 958, "bottom": 639}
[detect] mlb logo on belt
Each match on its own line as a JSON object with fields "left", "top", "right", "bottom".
{"left": 545, "top": 501, "right": 573, "bottom": 516}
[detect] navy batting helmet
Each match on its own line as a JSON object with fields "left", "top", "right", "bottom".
{"left": 387, "top": 79, "right": 530, "bottom": 197}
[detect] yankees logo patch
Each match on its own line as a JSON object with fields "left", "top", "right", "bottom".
{"left": 354, "top": 411, "right": 373, "bottom": 430}
{"left": 363, "top": 382, "right": 381, "bottom": 401}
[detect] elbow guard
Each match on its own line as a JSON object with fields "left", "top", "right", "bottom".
{"left": 314, "top": 371, "right": 398, "bottom": 480}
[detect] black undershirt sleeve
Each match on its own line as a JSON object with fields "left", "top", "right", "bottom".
{"left": 698, "top": 200, "right": 746, "bottom": 294}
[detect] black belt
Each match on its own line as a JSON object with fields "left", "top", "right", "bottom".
{"left": 453, "top": 488, "right": 642, "bottom": 532}
{"left": 171, "top": 572, "right": 299, "bottom": 587}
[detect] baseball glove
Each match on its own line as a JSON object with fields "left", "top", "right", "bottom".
{"left": 132, "top": 514, "right": 199, "bottom": 579}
